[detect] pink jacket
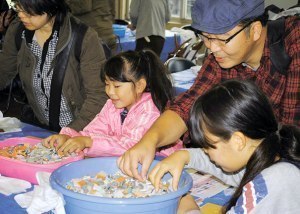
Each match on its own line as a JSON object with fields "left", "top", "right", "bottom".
{"left": 60, "top": 93, "right": 183, "bottom": 157}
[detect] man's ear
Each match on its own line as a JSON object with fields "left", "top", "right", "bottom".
{"left": 251, "top": 21, "right": 263, "bottom": 41}
{"left": 230, "top": 131, "right": 247, "bottom": 151}
{"left": 135, "top": 78, "right": 147, "bottom": 94}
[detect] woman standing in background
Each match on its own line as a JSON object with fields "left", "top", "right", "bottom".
{"left": 129, "top": 0, "right": 170, "bottom": 57}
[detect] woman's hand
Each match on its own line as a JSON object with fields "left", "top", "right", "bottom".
{"left": 148, "top": 150, "right": 190, "bottom": 191}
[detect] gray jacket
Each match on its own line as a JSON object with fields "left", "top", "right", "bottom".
{"left": 0, "top": 13, "right": 107, "bottom": 131}
{"left": 186, "top": 148, "right": 300, "bottom": 213}
{"left": 130, "top": 0, "right": 170, "bottom": 39}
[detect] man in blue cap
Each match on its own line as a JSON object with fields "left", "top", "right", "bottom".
{"left": 117, "top": 0, "right": 300, "bottom": 202}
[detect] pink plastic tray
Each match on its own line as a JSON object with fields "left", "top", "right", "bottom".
{"left": 0, "top": 137, "right": 84, "bottom": 184}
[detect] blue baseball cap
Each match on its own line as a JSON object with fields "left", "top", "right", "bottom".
{"left": 191, "top": 0, "right": 265, "bottom": 34}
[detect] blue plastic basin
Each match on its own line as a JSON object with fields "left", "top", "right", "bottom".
{"left": 50, "top": 157, "right": 193, "bottom": 214}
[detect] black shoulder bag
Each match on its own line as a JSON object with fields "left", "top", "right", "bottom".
{"left": 48, "top": 17, "right": 88, "bottom": 132}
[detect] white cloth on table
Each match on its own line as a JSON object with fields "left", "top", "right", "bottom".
{"left": 0, "top": 174, "right": 31, "bottom": 196}
{"left": 0, "top": 111, "right": 22, "bottom": 133}
{"left": 14, "top": 172, "right": 66, "bottom": 214}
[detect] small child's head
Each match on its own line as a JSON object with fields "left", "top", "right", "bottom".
{"left": 189, "top": 79, "right": 300, "bottom": 211}
{"left": 189, "top": 79, "right": 279, "bottom": 172}
{"left": 101, "top": 50, "right": 173, "bottom": 111}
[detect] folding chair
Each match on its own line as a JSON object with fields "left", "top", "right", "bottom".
{"left": 167, "top": 38, "right": 192, "bottom": 59}
{"left": 165, "top": 57, "right": 196, "bottom": 73}
{"left": 183, "top": 40, "right": 205, "bottom": 62}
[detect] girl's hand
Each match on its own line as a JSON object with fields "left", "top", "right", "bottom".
{"left": 42, "top": 134, "right": 71, "bottom": 149}
{"left": 56, "top": 136, "right": 92, "bottom": 156}
{"left": 148, "top": 150, "right": 190, "bottom": 191}
{"left": 177, "top": 194, "right": 201, "bottom": 214}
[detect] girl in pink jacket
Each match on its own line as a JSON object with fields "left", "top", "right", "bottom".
{"left": 43, "top": 50, "right": 183, "bottom": 157}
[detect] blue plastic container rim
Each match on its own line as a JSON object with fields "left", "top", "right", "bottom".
{"left": 113, "top": 24, "right": 127, "bottom": 29}
{"left": 50, "top": 157, "right": 193, "bottom": 205}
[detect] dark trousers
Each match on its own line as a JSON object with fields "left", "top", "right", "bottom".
{"left": 135, "top": 35, "right": 165, "bottom": 57}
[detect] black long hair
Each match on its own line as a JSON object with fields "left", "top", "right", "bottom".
{"left": 101, "top": 50, "right": 174, "bottom": 112}
{"left": 12, "top": 0, "right": 69, "bottom": 23}
{"left": 188, "top": 79, "right": 300, "bottom": 212}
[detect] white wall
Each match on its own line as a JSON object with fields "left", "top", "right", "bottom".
{"left": 265, "top": 0, "right": 298, "bottom": 9}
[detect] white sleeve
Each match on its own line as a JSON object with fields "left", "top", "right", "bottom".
{"left": 185, "top": 148, "right": 244, "bottom": 187}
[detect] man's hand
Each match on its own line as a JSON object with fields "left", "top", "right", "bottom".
{"left": 117, "top": 139, "right": 156, "bottom": 181}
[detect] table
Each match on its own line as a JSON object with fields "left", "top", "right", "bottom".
{"left": 0, "top": 186, "right": 35, "bottom": 214}
{"left": 0, "top": 122, "right": 55, "bottom": 141}
{"left": 0, "top": 123, "right": 231, "bottom": 214}
{"left": 116, "top": 29, "right": 180, "bottom": 62}
{"left": 188, "top": 170, "right": 233, "bottom": 213}
{"left": 0, "top": 123, "right": 54, "bottom": 213}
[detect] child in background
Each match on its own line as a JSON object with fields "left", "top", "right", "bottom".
{"left": 149, "top": 80, "right": 300, "bottom": 214}
{"left": 43, "top": 50, "right": 183, "bottom": 157}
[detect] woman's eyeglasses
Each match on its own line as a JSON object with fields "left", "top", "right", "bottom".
{"left": 198, "top": 21, "right": 253, "bottom": 46}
